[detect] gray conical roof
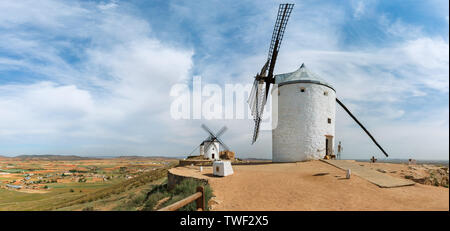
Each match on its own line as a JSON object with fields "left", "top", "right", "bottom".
{"left": 275, "top": 63, "right": 334, "bottom": 91}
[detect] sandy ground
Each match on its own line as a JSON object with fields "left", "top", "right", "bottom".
{"left": 170, "top": 161, "right": 449, "bottom": 211}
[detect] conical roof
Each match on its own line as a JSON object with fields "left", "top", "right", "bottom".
{"left": 201, "top": 137, "right": 217, "bottom": 145}
{"left": 275, "top": 63, "right": 334, "bottom": 91}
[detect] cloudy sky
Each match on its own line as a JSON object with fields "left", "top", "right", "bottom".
{"left": 0, "top": 0, "right": 448, "bottom": 160}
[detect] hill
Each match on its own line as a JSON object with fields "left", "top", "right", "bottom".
{"left": 13, "top": 155, "right": 98, "bottom": 161}
{"left": 115, "top": 155, "right": 181, "bottom": 160}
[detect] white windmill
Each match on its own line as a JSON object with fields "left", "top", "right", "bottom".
{"left": 248, "top": 3, "right": 389, "bottom": 162}
{"left": 197, "top": 124, "right": 230, "bottom": 161}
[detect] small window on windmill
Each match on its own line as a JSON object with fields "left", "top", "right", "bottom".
{"left": 278, "top": 89, "right": 280, "bottom": 96}
{"left": 328, "top": 118, "right": 332, "bottom": 124}
{"left": 324, "top": 91, "right": 328, "bottom": 96}
{"left": 300, "top": 87, "right": 305, "bottom": 92}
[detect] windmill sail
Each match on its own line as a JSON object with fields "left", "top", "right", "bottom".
{"left": 336, "top": 98, "right": 389, "bottom": 157}
{"left": 248, "top": 3, "right": 294, "bottom": 144}
{"left": 248, "top": 80, "right": 267, "bottom": 121}
{"left": 267, "top": 3, "right": 294, "bottom": 79}
{"left": 201, "top": 124, "right": 231, "bottom": 152}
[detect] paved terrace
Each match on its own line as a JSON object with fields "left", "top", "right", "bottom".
{"left": 321, "top": 159, "right": 415, "bottom": 188}
{"left": 169, "top": 160, "right": 449, "bottom": 211}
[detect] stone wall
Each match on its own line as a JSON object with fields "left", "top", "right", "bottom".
{"left": 178, "top": 159, "right": 213, "bottom": 166}
{"left": 167, "top": 169, "right": 209, "bottom": 189}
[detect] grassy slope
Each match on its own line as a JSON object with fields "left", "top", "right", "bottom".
{"left": 1, "top": 161, "right": 214, "bottom": 211}
{"left": 141, "top": 178, "right": 214, "bottom": 211}
{"left": 0, "top": 162, "right": 176, "bottom": 211}
{"left": 48, "top": 164, "right": 175, "bottom": 211}
{"left": 57, "top": 177, "right": 168, "bottom": 211}
{"left": 56, "top": 171, "right": 214, "bottom": 211}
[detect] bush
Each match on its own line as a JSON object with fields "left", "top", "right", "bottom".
{"left": 82, "top": 206, "right": 94, "bottom": 211}
{"left": 130, "top": 193, "right": 146, "bottom": 207}
{"left": 69, "top": 189, "right": 74, "bottom": 193}
{"left": 148, "top": 178, "right": 213, "bottom": 211}
{"left": 141, "top": 184, "right": 170, "bottom": 211}
{"left": 114, "top": 191, "right": 149, "bottom": 211}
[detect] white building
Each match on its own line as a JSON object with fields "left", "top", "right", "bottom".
{"left": 200, "top": 139, "right": 220, "bottom": 160}
{"left": 213, "top": 160, "right": 234, "bottom": 177}
{"left": 272, "top": 63, "right": 336, "bottom": 162}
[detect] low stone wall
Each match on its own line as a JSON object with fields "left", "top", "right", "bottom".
{"left": 167, "top": 168, "right": 209, "bottom": 189}
{"left": 178, "top": 159, "right": 213, "bottom": 166}
{"left": 179, "top": 159, "right": 272, "bottom": 167}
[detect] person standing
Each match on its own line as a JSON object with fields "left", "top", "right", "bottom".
{"left": 337, "top": 141, "right": 343, "bottom": 160}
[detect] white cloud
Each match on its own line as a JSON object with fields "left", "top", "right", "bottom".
{"left": 0, "top": 0, "right": 194, "bottom": 155}
{"left": 384, "top": 18, "right": 423, "bottom": 39}
{"left": 98, "top": 1, "right": 118, "bottom": 11}
{"left": 0, "top": 0, "right": 447, "bottom": 160}
{"left": 352, "top": 0, "right": 366, "bottom": 19}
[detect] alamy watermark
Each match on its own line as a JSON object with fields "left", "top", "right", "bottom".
{"left": 169, "top": 76, "right": 278, "bottom": 131}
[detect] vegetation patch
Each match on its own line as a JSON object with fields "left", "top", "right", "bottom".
{"left": 49, "top": 163, "right": 176, "bottom": 210}
{"left": 140, "top": 178, "right": 213, "bottom": 211}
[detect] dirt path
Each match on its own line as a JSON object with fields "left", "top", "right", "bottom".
{"left": 170, "top": 161, "right": 449, "bottom": 211}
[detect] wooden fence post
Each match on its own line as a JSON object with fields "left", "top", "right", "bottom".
{"left": 196, "top": 186, "right": 205, "bottom": 211}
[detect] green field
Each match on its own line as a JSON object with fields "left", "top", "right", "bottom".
{"left": 0, "top": 181, "right": 116, "bottom": 211}
{"left": 0, "top": 158, "right": 213, "bottom": 211}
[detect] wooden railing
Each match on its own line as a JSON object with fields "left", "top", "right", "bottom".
{"left": 158, "top": 186, "right": 205, "bottom": 211}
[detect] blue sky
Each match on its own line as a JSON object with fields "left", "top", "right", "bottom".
{"left": 0, "top": 0, "right": 448, "bottom": 160}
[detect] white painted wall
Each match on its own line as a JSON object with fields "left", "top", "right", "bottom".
{"left": 272, "top": 83, "right": 336, "bottom": 162}
{"left": 203, "top": 141, "right": 220, "bottom": 160}
{"left": 199, "top": 144, "right": 205, "bottom": 156}
{"left": 213, "top": 160, "right": 233, "bottom": 176}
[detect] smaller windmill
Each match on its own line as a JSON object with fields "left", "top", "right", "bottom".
{"left": 196, "top": 124, "right": 231, "bottom": 160}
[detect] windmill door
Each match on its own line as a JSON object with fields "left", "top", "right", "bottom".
{"left": 325, "top": 136, "right": 333, "bottom": 156}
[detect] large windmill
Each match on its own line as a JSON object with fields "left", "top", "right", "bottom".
{"left": 247, "top": 3, "right": 389, "bottom": 162}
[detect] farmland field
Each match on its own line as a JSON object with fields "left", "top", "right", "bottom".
{"left": 0, "top": 155, "right": 179, "bottom": 211}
